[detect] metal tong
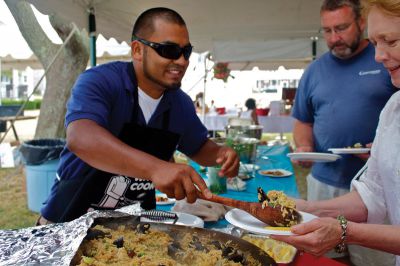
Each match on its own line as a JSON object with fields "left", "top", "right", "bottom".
{"left": 139, "top": 210, "right": 179, "bottom": 224}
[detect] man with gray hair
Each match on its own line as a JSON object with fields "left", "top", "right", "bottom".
{"left": 291, "top": 0, "right": 395, "bottom": 264}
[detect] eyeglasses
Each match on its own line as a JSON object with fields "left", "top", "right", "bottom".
{"left": 320, "top": 22, "right": 353, "bottom": 36}
{"left": 132, "top": 36, "right": 193, "bottom": 60}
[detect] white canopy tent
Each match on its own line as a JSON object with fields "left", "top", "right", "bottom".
{"left": 213, "top": 38, "right": 327, "bottom": 70}
{"left": 3, "top": 1, "right": 329, "bottom": 121}
{"left": 27, "top": 0, "right": 328, "bottom": 70}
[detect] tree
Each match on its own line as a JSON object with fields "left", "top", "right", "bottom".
{"left": 5, "top": 0, "right": 89, "bottom": 138}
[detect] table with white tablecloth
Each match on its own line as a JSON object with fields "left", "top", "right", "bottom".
{"left": 258, "top": 115, "right": 295, "bottom": 138}
{"left": 198, "top": 113, "right": 238, "bottom": 131}
{"left": 199, "top": 113, "right": 295, "bottom": 139}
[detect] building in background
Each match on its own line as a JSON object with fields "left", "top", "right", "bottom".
{"left": 0, "top": 68, "right": 45, "bottom": 101}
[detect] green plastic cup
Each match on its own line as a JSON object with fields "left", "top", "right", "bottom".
{"left": 207, "top": 166, "right": 227, "bottom": 194}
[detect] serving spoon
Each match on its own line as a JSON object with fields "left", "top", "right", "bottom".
{"left": 198, "top": 192, "right": 302, "bottom": 227}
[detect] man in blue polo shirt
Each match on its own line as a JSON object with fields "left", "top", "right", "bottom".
{"left": 38, "top": 7, "right": 239, "bottom": 224}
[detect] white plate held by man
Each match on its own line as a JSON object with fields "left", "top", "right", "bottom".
{"left": 287, "top": 152, "right": 341, "bottom": 162}
{"left": 328, "top": 148, "right": 371, "bottom": 154}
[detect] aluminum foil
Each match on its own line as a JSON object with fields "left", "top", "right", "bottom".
{"left": 0, "top": 203, "right": 143, "bottom": 266}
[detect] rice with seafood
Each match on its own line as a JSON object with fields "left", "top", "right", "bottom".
{"left": 74, "top": 223, "right": 262, "bottom": 266}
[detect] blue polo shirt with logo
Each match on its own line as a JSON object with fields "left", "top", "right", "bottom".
{"left": 292, "top": 42, "right": 396, "bottom": 189}
{"left": 41, "top": 61, "right": 208, "bottom": 219}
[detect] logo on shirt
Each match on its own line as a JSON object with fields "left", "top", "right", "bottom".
{"left": 130, "top": 177, "right": 155, "bottom": 191}
{"left": 359, "top": 70, "right": 381, "bottom": 76}
{"left": 92, "top": 175, "right": 133, "bottom": 208}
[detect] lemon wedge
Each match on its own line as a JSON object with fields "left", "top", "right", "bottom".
{"left": 242, "top": 235, "right": 297, "bottom": 263}
{"left": 264, "top": 226, "right": 292, "bottom": 231}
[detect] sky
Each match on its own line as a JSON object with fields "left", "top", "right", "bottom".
{"left": 0, "top": 1, "right": 60, "bottom": 58}
{"left": 0, "top": 1, "right": 130, "bottom": 59}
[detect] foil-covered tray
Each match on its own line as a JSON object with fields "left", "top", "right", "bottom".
{"left": 0, "top": 211, "right": 126, "bottom": 265}
{"left": 0, "top": 204, "right": 140, "bottom": 265}
{"left": 0, "top": 204, "right": 276, "bottom": 265}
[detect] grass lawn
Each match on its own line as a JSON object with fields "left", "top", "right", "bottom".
{"left": 0, "top": 133, "right": 309, "bottom": 230}
{"left": 0, "top": 166, "right": 37, "bottom": 229}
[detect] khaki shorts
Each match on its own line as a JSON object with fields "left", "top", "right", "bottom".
{"left": 306, "top": 173, "right": 349, "bottom": 201}
{"left": 36, "top": 216, "right": 54, "bottom": 226}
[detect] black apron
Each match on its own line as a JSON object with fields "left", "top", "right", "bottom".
{"left": 57, "top": 63, "right": 180, "bottom": 222}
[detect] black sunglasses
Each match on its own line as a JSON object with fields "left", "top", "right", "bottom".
{"left": 132, "top": 36, "right": 193, "bottom": 60}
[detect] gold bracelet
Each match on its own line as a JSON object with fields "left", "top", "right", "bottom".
{"left": 335, "top": 215, "right": 348, "bottom": 253}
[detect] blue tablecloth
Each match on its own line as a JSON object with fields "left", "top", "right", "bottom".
{"left": 158, "top": 144, "right": 299, "bottom": 228}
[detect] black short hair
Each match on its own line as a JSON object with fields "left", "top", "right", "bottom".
{"left": 245, "top": 98, "right": 256, "bottom": 110}
{"left": 131, "top": 7, "right": 186, "bottom": 41}
{"left": 321, "top": 0, "right": 362, "bottom": 20}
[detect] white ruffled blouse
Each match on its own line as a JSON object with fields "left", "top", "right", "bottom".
{"left": 352, "top": 91, "right": 400, "bottom": 265}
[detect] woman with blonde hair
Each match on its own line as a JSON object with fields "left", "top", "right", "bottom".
{"left": 273, "top": 1, "right": 400, "bottom": 265}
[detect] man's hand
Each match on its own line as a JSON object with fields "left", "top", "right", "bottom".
{"left": 215, "top": 146, "right": 240, "bottom": 177}
{"left": 294, "top": 198, "right": 309, "bottom": 211}
{"left": 292, "top": 146, "right": 314, "bottom": 168}
{"left": 354, "top": 143, "right": 372, "bottom": 161}
{"left": 271, "top": 217, "right": 343, "bottom": 257}
{"left": 150, "top": 162, "right": 211, "bottom": 203}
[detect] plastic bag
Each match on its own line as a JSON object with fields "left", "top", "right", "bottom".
{"left": 19, "top": 138, "right": 65, "bottom": 165}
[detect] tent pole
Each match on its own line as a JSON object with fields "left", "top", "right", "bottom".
{"left": 0, "top": 58, "right": 2, "bottom": 105}
{"left": 89, "top": 7, "right": 96, "bottom": 67}
{"left": 202, "top": 52, "right": 210, "bottom": 123}
{"left": 311, "top": 37, "right": 318, "bottom": 60}
{"left": 90, "top": 36, "right": 96, "bottom": 67}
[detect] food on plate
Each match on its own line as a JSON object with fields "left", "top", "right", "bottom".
{"left": 74, "top": 223, "right": 263, "bottom": 265}
{"left": 263, "top": 190, "right": 296, "bottom": 209}
{"left": 257, "top": 188, "right": 300, "bottom": 227}
{"left": 156, "top": 195, "right": 169, "bottom": 202}
{"left": 264, "top": 227, "right": 292, "bottom": 231}
{"left": 346, "top": 142, "right": 363, "bottom": 148}
{"left": 242, "top": 235, "right": 297, "bottom": 264}
{"left": 259, "top": 170, "right": 285, "bottom": 176}
{"left": 353, "top": 142, "right": 363, "bottom": 148}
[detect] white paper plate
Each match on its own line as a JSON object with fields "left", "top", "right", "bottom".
{"left": 225, "top": 208, "right": 317, "bottom": 236}
{"left": 155, "top": 193, "right": 176, "bottom": 206}
{"left": 328, "top": 148, "right": 371, "bottom": 154}
{"left": 287, "top": 152, "right": 341, "bottom": 162}
{"left": 141, "top": 212, "right": 204, "bottom": 228}
{"left": 258, "top": 169, "right": 293, "bottom": 177}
